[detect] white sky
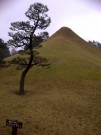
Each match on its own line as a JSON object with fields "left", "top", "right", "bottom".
{"left": 0, "top": 0, "right": 101, "bottom": 42}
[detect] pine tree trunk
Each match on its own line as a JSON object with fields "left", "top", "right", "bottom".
{"left": 19, "top": 70, "right": 26, "bottom": 95}
{"left": 18, "top": 34, "right": 33, "bottom": 95}
{"left": 18, "top": 51, "right": 33, "bottom": 95}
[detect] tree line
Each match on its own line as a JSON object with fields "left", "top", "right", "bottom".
{"left": 0, "top": 38, "right": 10, "bottom": 65}
{"left": 88, "top": 40, "right": 101, "bottom": 48}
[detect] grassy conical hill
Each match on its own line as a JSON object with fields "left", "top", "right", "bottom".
{"left": 0, "top": 27, "right": 101, "bottom": 135}
{"left": 40, "top": 27, "right": 101, "bottom": 71}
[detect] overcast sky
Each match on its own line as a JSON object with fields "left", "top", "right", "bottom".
{"left": 0, "top": 0, "right": 101, "bottom": 42}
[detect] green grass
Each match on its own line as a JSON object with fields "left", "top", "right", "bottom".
{"left": 0, "top": 27, "right": 101, "bottom": 135}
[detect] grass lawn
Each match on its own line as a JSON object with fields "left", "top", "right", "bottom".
{"left": 0, "top": 27, "right": 101, "bottom": 135}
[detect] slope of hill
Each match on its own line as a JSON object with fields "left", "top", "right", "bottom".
{"left": 0, "top": 27, "right": 101, "bottom": 135}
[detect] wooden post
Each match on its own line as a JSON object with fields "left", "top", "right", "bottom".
{"left": 6, "top": 119, "right": 22, "bottom": 135}
{"left": 12, "top": 127, "right": 17, "bottom": 135}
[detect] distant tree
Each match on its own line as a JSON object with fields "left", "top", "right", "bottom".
{"left": 10, "top": 47, "right": 18, "bottom": 55}
{"left": 88, "top": 40, "right": 101, "bottom": 48}
{"left": 0, "top": 38, "right": 10, "bottom": 66}
{"left": 7, "top": 2, "right": 51, "bottom": 95}
{"left": 0, "top": 47, "right": 4, "bottom": 65}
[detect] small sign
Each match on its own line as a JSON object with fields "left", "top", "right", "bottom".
{"left": 6, "top": 119, "right": 22, "bottom": 128}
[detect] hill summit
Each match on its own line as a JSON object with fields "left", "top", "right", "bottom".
{"left": 50, "top": 26, "right": 86, "bottom": 43}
